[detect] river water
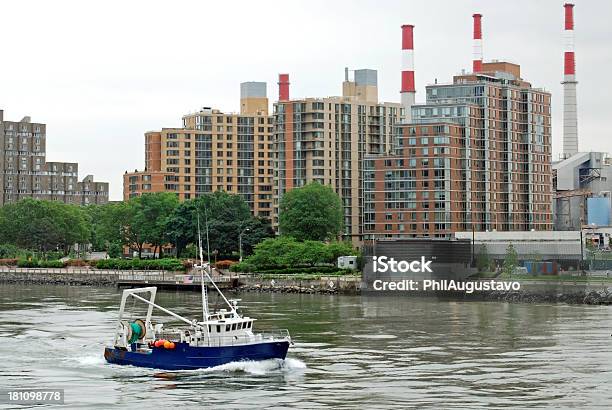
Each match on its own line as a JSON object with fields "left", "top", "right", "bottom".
{"left": 1, "top": 284, "right": 612, "bottom": 408}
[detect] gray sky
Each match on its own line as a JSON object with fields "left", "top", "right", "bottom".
{"left": 1, "top": 0, "right": 609, "bottom": 200}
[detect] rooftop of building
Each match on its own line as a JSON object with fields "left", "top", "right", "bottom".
{"left": 124, "top": 169, "right": 172, "bottom": 175}
{"left": 182, "top": 106, "right": 270, "bottom": 118}
{"left": 419, "top": 61, "right": 549, "bottom": 93}
{"left": 276, "top": 95, "right": 402, "bottom": 106}
{"left": 0, "top": 110, "right": 46, "bottom": 126}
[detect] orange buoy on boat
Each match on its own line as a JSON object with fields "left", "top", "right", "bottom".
{"left": 169, "top": 342, "right": 176, "bottom": 349}
{"left": 163, "top": 341, "right": 172, "bottom": 349}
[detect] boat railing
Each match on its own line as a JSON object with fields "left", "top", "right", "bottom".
{"left": 190, "top": 329, "right": 291, "bottom": 347}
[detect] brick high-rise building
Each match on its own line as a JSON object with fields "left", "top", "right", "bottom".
{"left": 273, "top": 69, "right": 404, "bottom": 243}
{"left": 0, "top": 109, "right": 109, "bottom": 206}
{"left": 124, "top": 82, "right": 274, "bottom": 219}
{"left": 363, "top": 62, "right": 553, "bottom": 238}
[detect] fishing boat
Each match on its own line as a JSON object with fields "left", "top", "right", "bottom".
{"left": 104, "top": 223, "right": 292, "bottom": 370}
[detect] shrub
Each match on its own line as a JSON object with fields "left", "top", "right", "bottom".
{"left": 107, "top": 242, "right": 123, "bottom": 259}
{"left": 231, "top": 264, "right": 355, "bottom": 275}
{"left": 0, "top": 244, "right": 22, "bottom": 258}
{"left": 238, "top": 237, "right": 360, "bottom": 272}
{"left": 17, "top": 259, "right": 39, "bottom": 268}
{"left": 93, "top": 258, "right": 186, "bottom": 271}
{"left": 16, "top": 259, "right": 66, "bottom": 268}
{"left": 230, "top": 261, "right": 254, "bottom": 273}
{"left": 44, "top": 251, "right": 64, "bottom": 261}
{"left": 40, "top": 260, "right": 66, "bottom": 268}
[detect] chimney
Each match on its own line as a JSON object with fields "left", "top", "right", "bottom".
{"left": 400, "top": 24, "right": 415, "bottom": 122}
{"left": 562, "top": 3, "right": 578, "bottom": 158}
{"left": 472, "top": 14, "right": 483, "bottom": 73}
{"left": 278, "top": 74, "right": 290, "bottom": 102}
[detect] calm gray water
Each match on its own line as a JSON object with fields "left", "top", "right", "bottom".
{"left": 1, "top": 284, "right": 612, "bottom": 408}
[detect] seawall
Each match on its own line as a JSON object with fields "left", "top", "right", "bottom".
{"left": 0, "top": 268, "right": 119, "bottom": 286}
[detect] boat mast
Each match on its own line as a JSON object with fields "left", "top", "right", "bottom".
{"left": 197, "top": 214, "right": 210, "bottom": 327}
{"left": 198, "top": 207, "right": 241, "bottom": 319}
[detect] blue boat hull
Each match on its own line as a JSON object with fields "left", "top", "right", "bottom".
{"left": 104, "top": 341, "right": 290, "bottom": 370}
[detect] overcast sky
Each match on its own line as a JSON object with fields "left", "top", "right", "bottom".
{"left": 1, "top": 0, "right": 609, "bottom": 200}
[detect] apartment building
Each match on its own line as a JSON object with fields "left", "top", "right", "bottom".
{"left": 0, "top": 110, "right": 109, "bottom": 206}
{"left": 123, "top": 82, "right": 275, "bottom": 219}
{"left": 363, "top": 62, "right": 553, "bottom": 238}
{"left": 273, "top": 69, "right": 404, "bottom": 242}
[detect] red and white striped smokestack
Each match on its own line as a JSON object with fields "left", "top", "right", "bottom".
{"left": 472, "top": 13, "right": 483, "bottom": 73}
{"left": 278, "top": 74, "right": 290, "bottom": 102}
{"left": 564, "top": 4, "right": 575, "bottom": 76}
{"left": 400, "top": 24, "right": 415, "bottom": 122}
{"left": 562, "top": 3, "right": 578, "bottom": 157}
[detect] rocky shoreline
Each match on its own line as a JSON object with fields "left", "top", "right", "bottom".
{"left": 479, "top": 288, "right": 612, "bottom": 305}
{"left": 229, "top": 283, "right": 342, "bottom": 295}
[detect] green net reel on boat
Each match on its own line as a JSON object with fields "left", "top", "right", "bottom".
{"left": 126, "top": 319, "right": 146, "bottom": 344}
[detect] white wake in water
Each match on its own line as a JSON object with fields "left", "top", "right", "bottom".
{"left": 75, "top": 354, "right": 107, "bottom": 366}
{"left": 193, "top": 357, "right": 307, "bottom": 375}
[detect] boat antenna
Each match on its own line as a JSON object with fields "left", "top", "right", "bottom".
{"left": 203, "top": 205, "right": 211, "bottom": 264}
{"left": 194, "top": 204, "right": 239, "bottom": 318}
{"left": 196, "top": 214, "right": 210, "bottom": 329}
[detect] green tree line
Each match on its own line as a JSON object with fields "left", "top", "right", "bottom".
{"left": 0, "top": 182, "right": 355, "bottom": 269}
{"left": 0, "top": 191, "right": 273, "bottom": 259}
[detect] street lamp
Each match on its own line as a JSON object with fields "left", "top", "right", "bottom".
{"left": 239, "top": 227, "right": 250, "bottom": 262}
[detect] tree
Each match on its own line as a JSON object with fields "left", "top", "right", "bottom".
{"left": 85, "top": 204, "right": 107, "bottom": 251}
{"left": 0, "top": 198, "right": 90, "bottom": 256}
{"left": 240, "top": 237, "right": 359, "bottom": 270}
{"left": 502, "top": 244, "right": 519, "bottom": 276}
{"left": 91, "top": 201, "right": 142, "bottom": 258}
{"left": 165, "top": 191, "right": 274, "bottom": 258}
{"left": 164, "top": 199, "right": 198, "bottom": 258}
{"left": 327, "top": 241, "right": 358, "bottom": 261}
{"left": 52, "top": 201, "right": 90, "bottom": 255}
{"left": 279, "top": 182, "right": 343, "bottom": 241}
{"left": 196, "top": 191, "right": 255, "bottom": 256}
{"left": 476, "top": 244, "right": 491, "bottom": 272}
{"left": 244, "top": 237, "right": 303, "bottom": 269}
{"left": 134, "top": 192, "right": 179, "bottom": 258}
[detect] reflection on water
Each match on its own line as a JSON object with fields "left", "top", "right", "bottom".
{"left": 1, "top": 285, "right": 612, "bottom": 408}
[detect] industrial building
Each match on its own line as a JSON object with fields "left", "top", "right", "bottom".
{"left": 272, "top": 70, "right": 404, "bottom": 242}
{"left": 454, "top": 231, "right": 582, "bottom": 266}
{"left": 554, "top": 152, "right": 612, "bottom": 230}
{"left": 0, "top": 109, "right": 109, "bottom": 206}
{"left": 123, "top": 82, "right": 274, "bottom": 219}
{"left": 363, "top": 16, "right": 553, "bottom": 239}
{"left": 553, "top": 4, "right": 612, "bottom": 231}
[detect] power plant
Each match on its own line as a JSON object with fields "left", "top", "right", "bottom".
{"left": 554, "top": 3, "right": 612, "bottom": 231}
